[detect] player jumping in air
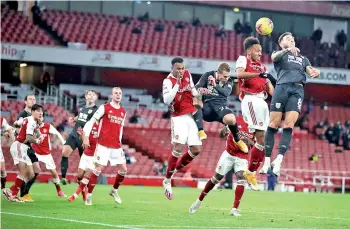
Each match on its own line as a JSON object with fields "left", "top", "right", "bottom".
{"left": 235, "top": 37, "right": 274, "bottom": 190}
{"left": 189, "top": 116, "right": 254, "bottom": 216}
{"left": 193, "top": 63, "right": 249, "bottom": 153}
{"left": 68, "top": 121, "right": 99, "bottom": 203}
{"left": 261, "top": 32, "right": 320, "bottom": 176}
{"left": 82, "top": 87, "right": 127, "bottom": 206}
{"left": 31, "top": 117, "right": 66, "bottom": 197}
{"left": 60, "top": 90, "right": 98, "bottom": 185}
{"left": 1, "top": 117, "right": 15, "bottom": 191}
{"left": 13, "top": 94, "right": 42, "bottom": 202}
{"left": 162, "top": 57, "right": 209, "bottom": 200}
{"left": 3, "top": 104, "right": 44, "bottom": 202}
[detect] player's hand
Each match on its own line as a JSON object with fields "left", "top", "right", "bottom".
{"left": 68, "top": 117, "right": 75, "bottom": 124}
{"left": 198, "top": 87, "right": 212, "bottom": 95}
{"left": 208, "top": 75, "right": 216, "bottom": 87}
{"left": 76, "top": 127, "right": 83, "bottom": 136}
{"left": 308, "top": 67, "right": 320, "bottom": 78}
{"left": 286, "top": 47, "right": 300, "bottom": 56}
{"left": 36, "top": 135, "right": 45, "bottom": 144}
{"left": 82, "top": 137, "right": 90, "bottom": 149}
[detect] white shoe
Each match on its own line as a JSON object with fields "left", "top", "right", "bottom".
{"left": 109, "top": 189, "right": 122, "bottom": 204}
{"left": 229, "top": 208, "right": 241, "bottom": 217}
{"left": 259, "top": 157, "right": 271, "bottom": 174}
{"left": 189, "top": 199, "right": 202, "bottom": 214}
{"left": 271, "top": 156, "right": 283, "bottom": 177}
{"left": 85, "top": 194, "right": 92, "bottom": 205}
{"left": 162, "top": 179, "right": 173, "bottom": 200}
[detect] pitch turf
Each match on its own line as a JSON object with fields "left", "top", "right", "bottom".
{"left": 1, "top": 183, "right": 349, "bottom": 229}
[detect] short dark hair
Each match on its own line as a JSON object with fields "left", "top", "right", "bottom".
{"left": 31, "top": 104, "right": 43, "bottom": 111}
{"left": 278, "top": 32, "right": 292, "bottom": 44}
{"left": 24, "top": 94, "right": 35, "bottom": 101}
{"left": 85, "top": 90, "right": 97, "bottom": 96}
{"left": 217, "top": 62, "right": 231, "bottom": 73}
{"left": 243, "top": 37, "right": 260, "bottom": 50}
{"left": 171, "top": 57, "right": 184, "bottom": 65}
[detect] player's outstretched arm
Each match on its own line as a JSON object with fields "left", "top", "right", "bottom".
{"left": 83, "top": 105, "right": 104, "bottom": 137}
{"left": 271, "top": 49, "right": 290, "bottom": 62}
{"left": 13, "top": 117, "right": 24, "bottom": 127}
{"left": 162, "top": 78, "right": 180, "bottom": 105}
{"left": 49, "top": 124, "right": 65, "bottom": 145}
{"left": 236, "top": 67, "right": 260, "bottom": 79}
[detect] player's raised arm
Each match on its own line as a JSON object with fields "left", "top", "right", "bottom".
{"left": 49, "top": 124, "right": 65, "bottom": 145}
{"left": 162, "top": 78, "right": 180, "bottom": 105}
{"left": 189, "top": 73, "right": 200, "bottom": 98}
{"left": 83, "top": 105, "right": 105, "bottom": 137}
{"left": 305, "top": 58, "right": 320, "bottom": 78}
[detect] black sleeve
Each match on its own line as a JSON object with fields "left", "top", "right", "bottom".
{"left": 17, "top": 111, "right": 26, "bottom": 120}
{"left": 214, "top": 81, "right": 233, "bottom": 97}
{"left": 195, "top": 72, "right": 210, "bottom": 89}
{"left": 304, "top": 57, "right": 311, "bottom": 71}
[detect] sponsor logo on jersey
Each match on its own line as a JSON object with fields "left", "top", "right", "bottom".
{"left": 88, "top": 109, "right": 93, "bottom": 114}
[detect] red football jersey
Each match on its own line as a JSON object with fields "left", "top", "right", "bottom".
{"left": 84, "top": 122, "right": 99, "bottom": 156}
{"left": 32, "top": 123, "right": 51, "bottom": 155}
{"left": 16, "top": 116, "right": 37, "bottom": 144}
{"left": 226, "top": 116, "right": 254, "bottom": 159}
{"left": 1, "top": 117, "right": 11, "bottom": 131}
{"left": 166, "top": 70, "right": 197, "bottom": 117}
{"left": 236, "top": 56, "right": 268, "bottom": 100}
{"left": 97, "top": 103, "right": 126, "bottom": 149}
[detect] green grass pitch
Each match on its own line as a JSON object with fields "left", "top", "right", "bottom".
{"left": 1, "top": 183, "right": 350, "bottom": 229}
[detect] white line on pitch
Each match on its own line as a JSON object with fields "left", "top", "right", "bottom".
{"left": 0, "top": 211, "right": 312, "bottom": 229}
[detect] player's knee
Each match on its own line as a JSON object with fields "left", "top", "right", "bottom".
{"left": 284, "top": 121, "right": 296, "bottom": 128}
{"left": 189, "top": 146, "right": 201, "bottom": 156}
{"left": 118, "top": 169, "right": 127, "bottom": 176}
{"left": 255, "top": 131, "right": 265, "bottom": 145}
{"left": 213, "top": 173, "right": 224, "bottom": 182}
{"left": 236, "top": 171, "right": 245, "bottom": 181}
{"left": 173, "top": 144, "right": 185, "bottom": 155}
{"left": 33, "top": 164, "right": 41, "bottom": 174}
{"left": 223, "top": 114, "right": 236, "bottom": 125}
{"left": 1, "top": 170, "right": 7, "bottom": 178}
{"left": 62, "top": 146, "right": 72, "bottom": 157}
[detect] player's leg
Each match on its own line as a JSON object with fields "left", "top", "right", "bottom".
{"left": 262, "top": 85, "right": 287, "bottom": 173}
{"left": 110, "top": 160, "right": 127, "bottom": 204}
{"left": 5, "top": 162, "right": 31, "bottom": 202}
{"left": 21, "top": 150, "right": 40, "bottom": 201}
{"left": 222, "top": 111, "right": 248, "bottom": 153}
{"left": 193, "top": 97, "right": 207, "bottom": 140}
{"left": 174, "top": 115, "right": 202, "bottom": 172}
{"left": 230, "top": 171, "right": 246, "bottom": 217}
{"left": 241, "top": 98, "right": 267, "bottom": 189}
{"left": 50, "top": 169, "right": 66, "bottom": 197}
{"left": 244, "top": 129, "right": 265, "bottom": 191}
{"left": 68, "top": 165, "right": 89, "bottom": 202}
{"left": 272, "top": 85, "right": 304, "bottom": 176}
{"left": 85, "top": 144, "right": 107, "bottom": 205}
{"left": 1, "top": 151, "right": 6, "bottom": 190}
{"left": 60, "top": 134, "right": 76, "bottom": 184}
{"left": 163, "top": 116, "right": 186, "bottom": 200}
{"left": 189, "top": 151, "right": 233, "bottom": 213}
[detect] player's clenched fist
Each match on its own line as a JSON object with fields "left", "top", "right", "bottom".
{"left": 208, "top": 75, "right": 216, "bottom": 87}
